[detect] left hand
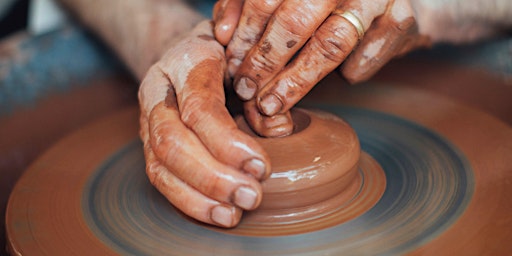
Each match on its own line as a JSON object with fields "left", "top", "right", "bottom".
{"left": 139, "top": 21, "right": 272, "bottom": 227}
{"left": 213, "top": 0, "right": 430, "bottom": 136}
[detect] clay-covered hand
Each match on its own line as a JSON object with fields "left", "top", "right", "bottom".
{"left": 213, "top": 0, "right": 430, "bottom": 137}
{"left": 138, "top": 20, "right": 271, "bottom": 228}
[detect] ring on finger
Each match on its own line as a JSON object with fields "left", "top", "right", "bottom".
{"left": 332, "top": 9, "right": 365, "bottom": 40}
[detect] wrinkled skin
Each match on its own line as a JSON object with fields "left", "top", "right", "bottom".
{"left": 213, "top": 0, "right": 431, "bottom": 137}
{"left": 138, "top": 21, "right": 272, "bottom": 228}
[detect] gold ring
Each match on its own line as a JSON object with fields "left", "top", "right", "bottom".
{"left": 332, "top": 10, "right": 365, "bottom": 40}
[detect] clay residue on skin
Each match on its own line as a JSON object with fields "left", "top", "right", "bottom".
{"left": 359, "top": 38, "right": 385, "bottom": 67}
{"left": 260, "top": 39, "right": 272, "bottom": 54}
{"left": 246, "top": 16, "right": 253, "bottom": 26}
{"left": 139, "top": 67, "right": 171, "bottom": 114}
{"left": 180, "top": 58, "right": 228, "bottom": 129}
{"left": 160, "top": 21, "right": 225, "bottom": 94}
{"left": 184, "top": 59, "right": 223, "bottom": 91}
{"left": 197, "top": 34, "right": 216, "bottom": 41}
{"left": 275, "top": 78, "right": 299, "bottom": 99}
{"left": 225, "top": 12, "right": 267, "bottom": 73}
{"left": 249, "top": 53, "right": 277, "bottom": 74}
{"left": 286, "top": 40, "right": 297, "bottom": 48}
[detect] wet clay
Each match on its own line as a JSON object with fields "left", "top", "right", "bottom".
{"left": 235, "top": 108, "right": 364, "bottom": 223}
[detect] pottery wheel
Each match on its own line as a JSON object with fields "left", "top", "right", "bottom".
{"left": 6, "top": 79, "right": 512, "bottom": 255}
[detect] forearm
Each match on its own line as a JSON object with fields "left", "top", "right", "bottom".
{"left": 58, "top": 0, "right": 205, "bottom": 80}
{"left": 411, "top": 0, "right": 512, "bottom": 43}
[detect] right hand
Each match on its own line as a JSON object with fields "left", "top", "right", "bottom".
{"left": 138, "top": 21, "right": 271, "bottom": 227}
{"left": 212, "top": 0, "right": 431, "bottom": 138}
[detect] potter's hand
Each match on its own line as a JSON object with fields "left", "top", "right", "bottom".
{"left": 138, "top": 21, "right": 271, "bottom": 228}
{"left": 213, "top": 0, "right": 430, "bottom": 137}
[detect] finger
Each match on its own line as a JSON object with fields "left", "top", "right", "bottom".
{"left": 243, "top": 99, "right": 294, "bottom": 137}
{"left": 341, "top": 0, "right": 430, "bottom": 83}
{"left": 144, "top": 135, "right": 243, "bottom": 227}
{"left": 254, "top": 0, "right": 387, "bottom": 116}
{"left": 213, "top": 0, "right": 244, "bottom": 46}
{"left": 233, "top": 0, "right": 338, "bottom": 101}
{"left": 176, "top": 60, "right": 272, "bottom": 180}
{"left": 140, "top": 75, "right": 244, "bottom": 228}
{"left": 150, "top": 101, "right": 264, "bottom": 211}
{"left": 158, "top": 21, "right": 272, "bottom": 180}
{"left": 225, "top": 0, "right": 284, "bottom": 78}
{"left": 141, "top": 48, "right": 265, "bottom": 213}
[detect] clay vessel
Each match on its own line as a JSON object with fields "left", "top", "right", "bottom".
{"left": 235, "top": 108, "right": 362, "bottom": 223}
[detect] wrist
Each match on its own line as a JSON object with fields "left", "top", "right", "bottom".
{"left": 136, "top": 3, "right": 205, "bottom": 79}
{"left": 409, "top": 0, "right": 512, "bottom": 43}
{"left": 58, "top": 0, "right": 205, "bottom": 80}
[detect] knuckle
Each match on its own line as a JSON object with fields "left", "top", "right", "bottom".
{"left": 277, "top": 2, "right": 334, "bottom": 36}
{"left": 248, "top": 0, "right": 280, "bottom": 14}
{"left": 144, "top": 147, "right": 167, "bottom": 188}
{"left": 249, "top": 51, "right": 278, "bottom": 75}
{"left": 287, "top": 75, "right": 309, "bottom": 94}
{"left": 270, "top": 77, "right": 310, "bottom": 109}
{"left": 395, "top": 17, "right": 415, "bottom": 33}
{"left": 273, "top": 77, "right": 302, "bottom": 101}
{"left": 145, "top": 162, "right": 163, "bottom": 187}
{"left": 277, "top": 14, "right": 310, "bottom": 37}
{"left": 341, "top": 64, "right": 367, "bottom": 84}
{"left": 179, "top": 94, "right": 209, "bottom": 128}
{"left": 150, "top": 122, "right": 180, "bottom": 165}
{"left": 179, "top": 92, "right": 225, "bottom": 129}
{"left": 230, "top": 31, "right": 259, "bottom": 58}
{"left": 315, "top": 25, "right": 355, "bottom": 63}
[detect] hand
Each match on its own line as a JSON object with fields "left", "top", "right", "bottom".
{"left": 213, "top": 0, "right": 430, "bottom": 136}
{"left": 138, "top": 21, "right": 272, "bottom": 227}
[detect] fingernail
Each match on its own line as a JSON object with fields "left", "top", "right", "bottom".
{"left": 227, "top": 58, "right": 242, "bottom": 77}
{"left": 234, "top": 186, "right": 258, "bottom": 210}
{"left": 242, "top": 158, "right": 266, "bottom": 179}
{"left": 210, "top": 205, "right": 234, "bottom": 227}
{"left": 235, "top": 77, "right": 257, "bottom": 101}
{"left": 259, "top": 93, "right": 283, "bottom": 116}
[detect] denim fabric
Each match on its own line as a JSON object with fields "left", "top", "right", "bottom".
{"left": 188, "top": 0, "right": 216, "bottom": 18}
{"left": 0, "top": 26, "right": 124, "bottom": 115}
